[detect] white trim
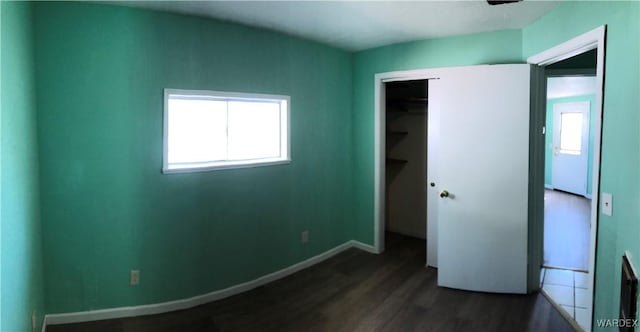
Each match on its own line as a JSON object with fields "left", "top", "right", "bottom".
{"left": 373, "top": 68, "right": 445, "bottom": 254}
{"left": 349, "top": 239, "right": 378, "bottom": 253}
{"left": 527, "top": 26, "right": 604, "bottom": 65}
{"left": 528, "top": 25, "right": 606, "bottom": 332}
{"left": 544, "top": 185, "right": 593, "bottom": 199}
{"left": 43, "top": 240, "right": 376, "bottom": 327}
{"left": 373, "top": 76, "right": 384, "bottom": 254}
{"left": 540, "top": 288, "right": 583, "bottom": 331}
{"left": 162, "top": 88, "right": 291, "bottom": 174}
{"left": 163, "top": 159, "right": 291, "bottom": 174}
{"left": 624, "top": 251, "right": 639, "bottom": 278}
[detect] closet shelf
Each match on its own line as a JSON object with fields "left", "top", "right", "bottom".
{"left": 386, "top": 130, "right": 409, "bottom": 136}
{"left": 386, "top": 158, "right": 408, "bottom": 165}
{"left": 386, "top": 98, "right": 428, "bottom": 114}
{"left": 386, "top": 109, "right": 428, "bottom": 114}
{"left": 387, "top": 97, "right": 428, "bottom": 104}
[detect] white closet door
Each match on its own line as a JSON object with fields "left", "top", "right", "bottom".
{"left": 426, "top": 79, "right": 441, "bottom": 268}
{"left": 435, "top": 64, "right": 530, "bottom": 294}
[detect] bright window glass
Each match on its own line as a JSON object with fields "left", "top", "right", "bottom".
{"left": 559, "top": 112, "right": 583, "bottom": 155}
{"left": 163, "top": 89, "right": 290, "bottom": 173}
{"left": 227, "top": 101, "right": 282, "bottom": 160}
{"left": 167, "top": 98, "right": 227, "bottom": 164}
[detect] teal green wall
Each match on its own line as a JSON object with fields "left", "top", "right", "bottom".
{"left": 33, "top": 2, "right": 353, "bottom": 313}
{"left": 351, "top": 30, "right": 523, "bottom": 243}
{"left": 545, "top": 94, "right": 596, "bottom": 196}
{"left": 4, "top": 0, "right": 639, "bottom": 327}
{"left": 1, "top": 2, "right": 46, "bottom": 331}
{"left": 523, "top": 1, "right": 640, "bottom": 329}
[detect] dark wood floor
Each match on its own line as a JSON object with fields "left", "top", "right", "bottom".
{"left": 48, "top": 233, "right": 573, "bottom": 332}
{"left": 544, "top": 189, "right": 591, "bottom": 271}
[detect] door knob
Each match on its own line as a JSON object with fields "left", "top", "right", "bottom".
{"left": 440, "top": 190, "right": 450, "bottom": 198}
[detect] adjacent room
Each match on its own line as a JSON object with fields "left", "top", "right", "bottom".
{"left": 2, "top": 1, "right": 639, "bottom": 331}
{"left": 540, "top": 49, "right": 598, "bottom": 330}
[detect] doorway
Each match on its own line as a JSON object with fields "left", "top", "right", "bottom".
{"left": 528, "top": 27, "right": 606, "bottom": 332}
{"left": 384, "top": 80, "right": 428, "bottom": 243}
{"left": 373, "top": 70, "right": 439, "bottom": 254}
{"left": 374, "top": 65, "right": 532, "bottom": 293}
{"left": 542, "top": 51, "right": 597, "bottom": 331}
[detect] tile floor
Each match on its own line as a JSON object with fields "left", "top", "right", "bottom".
{"left": 541, "top": 267, "right": 591, "bottom": 331}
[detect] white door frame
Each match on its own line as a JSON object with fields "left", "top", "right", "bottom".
{"left": 528, "top": 25, "right": 606, "bottom": 332}
{"left": 373, "top": 68, "right": 444, "bottom": 253}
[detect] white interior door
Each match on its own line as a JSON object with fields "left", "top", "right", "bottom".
{"left": 435, "top": 64, "right": 530, "bottom": 294}
{"left": 551, "top": 101, "right": 590, "bottom": 196}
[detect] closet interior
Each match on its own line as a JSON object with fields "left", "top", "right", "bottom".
{"left": 384, "top": 79, "right": 428, "bottom": 240}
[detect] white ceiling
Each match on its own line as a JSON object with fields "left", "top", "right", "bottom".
{"left": 117, "top": 1, "right": 560, "bottom": 51}
{"left": 547, "top": 76, "right": 597, "bottom": 99}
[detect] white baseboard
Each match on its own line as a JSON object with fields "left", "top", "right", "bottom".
{"left": 349, "top": 240, "right": 378, "bottom": 254}
{"left": 544, "top": 184, "right": 593, "bottom": 199}
{"left": 43, "top": 240, "right": 376, "bottom": 329}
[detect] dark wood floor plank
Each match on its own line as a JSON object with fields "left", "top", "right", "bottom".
{"left": 47, "top": 233, "right": 574, "bottom": 332}
{"left": 47, "top": 318, "right": 125, "bottom": 332}
{"left": 353, "top": 266, "right": 429, "bottom": 331}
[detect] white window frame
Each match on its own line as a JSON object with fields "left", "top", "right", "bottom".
{"left": 163, "top": 88, "right": 290, "bottom": 174}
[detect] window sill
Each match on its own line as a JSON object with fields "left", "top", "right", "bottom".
{"left": 162, "top": 159, "right": 291, "bottom": 174}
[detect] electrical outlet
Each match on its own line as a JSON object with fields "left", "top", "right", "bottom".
{"left": 31, "top": 311, "right": 36, "bottom": 332}
{"left": 130, "top": 270, "right": 140, "bottom": 286}
{"left": 301, "top": 230, "right": 309, "bottom": 243}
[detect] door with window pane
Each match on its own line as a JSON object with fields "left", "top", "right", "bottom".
{"left": 551, "top": 101, "right": 590, "bottom": 196}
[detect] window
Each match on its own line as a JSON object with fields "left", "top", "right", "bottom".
{"left": 559, "top": 112, "right": 583, "bottom": 155}
{"left": 163, "top": 89, "right": 290, "bottom": 173}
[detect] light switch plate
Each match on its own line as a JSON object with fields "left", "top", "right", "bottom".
{"left": 601, "top": 192, "right": 612, "bottom": 216}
